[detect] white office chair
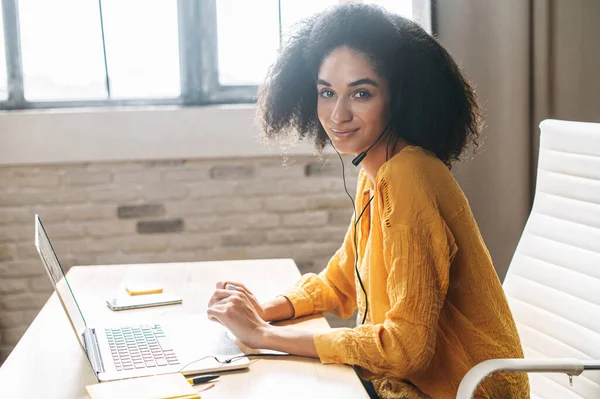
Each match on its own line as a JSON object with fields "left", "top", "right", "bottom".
{"left": 457, "top": 119, "right": 600, "bottom": 398}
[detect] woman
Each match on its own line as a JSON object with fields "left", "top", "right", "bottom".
{"left": 207, "top": 4, "right": 530, "bottom": 398}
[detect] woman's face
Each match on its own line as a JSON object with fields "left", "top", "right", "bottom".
{"left": 317, "top": 46, "right": 391, "bottom": 155}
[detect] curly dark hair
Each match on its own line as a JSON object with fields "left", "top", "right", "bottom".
{"left": 258, "top": 3, "right": 482, "bottom": 167}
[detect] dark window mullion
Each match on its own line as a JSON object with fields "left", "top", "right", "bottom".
{"left": 198, "top": 0, "right": 219, "bottom": 103}
{"left": 2, "top": 0, "right": 24, "bottom": 109}
{"left": 178, "top": 0, "right": 219, "bottom": 106}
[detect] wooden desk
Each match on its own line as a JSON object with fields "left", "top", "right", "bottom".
{"left": 0, "top": 259, "right": 369, "bottom": 398}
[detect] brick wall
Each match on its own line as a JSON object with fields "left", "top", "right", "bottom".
{"left": 0, "top": 155, "right": 359, "bottom": 365}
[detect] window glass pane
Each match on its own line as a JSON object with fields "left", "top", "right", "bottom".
{"left": 19, "top": 0, "right": 107, "bottom": 100}
{"left": 366, "top": 0, "right": 413, "bottom": 19}
{"left": 101, "top": 0, "right": 180, "bottom": 99}
{"left": 216, "top": 0, "right": 280, "bottom": 86}
{"left": 0, "top": 6, "right": 7, "bottom": 100}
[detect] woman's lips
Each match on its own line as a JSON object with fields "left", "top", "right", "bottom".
{"left": 331, "top": 128, "right": 359, "bottom": 138}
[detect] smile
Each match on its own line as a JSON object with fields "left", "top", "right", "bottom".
{"left": 331, "top": 128, "right": 359, "bottom": 137}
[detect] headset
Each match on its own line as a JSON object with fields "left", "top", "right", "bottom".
{"left": 330, "top": 119, "right": 394, "bottom": 325}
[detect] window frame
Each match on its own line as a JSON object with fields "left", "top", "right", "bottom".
{"left": 0, "top": 0, "right": 259, "bottom": 111}
{"left": 0, "top": 0, "right": 431, "bottom": 111}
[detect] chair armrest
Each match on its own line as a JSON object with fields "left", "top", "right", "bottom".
{"left": 456, "top": 358, "right": 585, "bottom": 399}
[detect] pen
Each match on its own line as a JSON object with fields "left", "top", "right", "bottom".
{"left": 187, "top": 374, "right": 219, "bottom": 385}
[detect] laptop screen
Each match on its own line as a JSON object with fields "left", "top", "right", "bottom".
{"left": 34, "top": 215, "right": 88, "bottom": 348}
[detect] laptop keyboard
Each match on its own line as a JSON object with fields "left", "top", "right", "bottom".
{"left": 105, "top": 324, "right": 180, "bottom": 371}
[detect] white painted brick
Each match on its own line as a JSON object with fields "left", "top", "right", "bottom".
{"left": 308, "top": 194, "right": 352, "bottom": 210}
{"left": 292, "top": 242, "right": 341, "bottom": 258}
{"left": 236, "top": 180, "right": 282, "bottom": 196}
{"left": 188, "top": 181, "right": 239, "bottom": 197}
{"left": 278, "top": 178, "right": 340, "bottom": 194}
{"left": 29, "top": 276, "right": 53, "bottom": 293}
{"left": 142, "top": 159, "right": 187, "bottom": 168}
{"left": 171, "top": 198, "right": 261, "bottom": 216}
{"left": 16, "top": 243, "right": 38, "bottom": 260}
{"left": 141, "top": 185, "right": 188, "bottom": 201}
{"left": 169, "top": 234, "right": 220, "bottom": 251}
{"left": 0, "top": 225, "right": 33, "bottom": 242}
{"left": 113, "top": 170, "right": 161, "bottom": 184}
{"left": 245, "top": 244, "right": 291, "bottom": 259}
{"left": 0, "top": 208, "right": 31, "bottom": 224}
{"left": 0, "top": 244, "right": 16, "bottom": 261}
{"left": 3, "top": 293, "right": 49, "bottom": 311}
{"left": 186, "top": 216, "right": 232, "bottom": 233}
{"left": 203, "top": 247, "right": 248, "bottom": 261}
{"left": 0, "top": 206, "right": 69, "bottom": 225}
{"left": 0, "top": 278, "right": 29, "bottom": 295}
{"left": 67, "top": 205, "right": 116, "bottom": 221}
{"left": 203, "top": 197, "right": 262, "bottom": 214}
{"left": 308, "top": 226, "right": 348, "bottom": 242}
{"left": 244, "top": 213, "right": 281, "bottom": 229}
{"left": 305, "top": 160, "right": 341, "bottom": 177}
{"left": 329, "top": 209, "right": 353, "bottom": 225}
{"left": 221, "top": 231, "right": 266, "bottom": 246}
{"left": 41, "top": 223, "right": 86, "bottom": 239}
{"left": 53, "top": 238, "right": 119, "bottom": 255}
{"left": 94, "top": 253, "right": 155, "bottom": 266}
{"left": 188, "top": 213, "right": 280, "bottom": 232}
{"left": 88, "top": 187, "right": 138, "bottom": 202}
{"left": 266, "top": 229, "right": 310, "bottom": 244}
{"left": 258, "top": 160, "right": 306, "bottom": 179}
{"left": 83, "top": 221, "right": 136, "bottom": 238}
{"left": 65, "top": 170, "right": 112, "bottom": 186}
{"left": 0, "top": 155, "right": 369, "bottom": 352}
{"left": 210, "top": 164, "right": 255, "bottom": 180}
{"left": 0, "top": 261, "right": 45, "bottom": 278}
{"left": 282, "top": 211, "right": 328, "bottom": 227}
{"left": 162, "top": 168, "right": 210, "bottom": 182}
{"left": 0, "top": 192, "right": 44, "bottom": 206}
{"left": 164, "top": 201, "right": 212, "bottom": 216}
{"left": 32, "top": 207, "right": 69, "bottom": 223}
{"left": 6, "top": 172, "right": 62, "bottom": 188}
{"left": 121, "top": 236, "right": 169, "bottom": 254}
{"left": 264, "top": 197, "right": 309, "bottom": 212}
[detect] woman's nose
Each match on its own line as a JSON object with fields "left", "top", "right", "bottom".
{"left": 331, "top": 98, "right": 352, "bottom": 125}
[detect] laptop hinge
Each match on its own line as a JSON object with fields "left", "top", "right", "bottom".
{"left": 83, "top": 327, "right": 105, "bottom": 374}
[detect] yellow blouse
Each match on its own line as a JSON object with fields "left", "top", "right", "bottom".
{"left": 283, "top": 146, "right": 529, "bottom": 398}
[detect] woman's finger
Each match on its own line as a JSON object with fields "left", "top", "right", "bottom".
{"left": 207, "top": 306, "right": 225, "bottom": 324}
{"left": 212, "top": 288, "right": 245, "bottom": 302}
{"left": 225, "top": 282, "right": 255, "bottom": 296}
{"left": 208, "top": 288, "right": 239, "bottom": 307}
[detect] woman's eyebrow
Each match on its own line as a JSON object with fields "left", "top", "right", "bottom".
{"left": 348, "top": 78, "right": 379, "bottom": 87}
{"left": 316, "top": 78, "right": 379, "bottom": 88}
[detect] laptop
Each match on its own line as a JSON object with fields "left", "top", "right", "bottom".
{"left": 33, "top": 214, "right": 251, "bottom": 382}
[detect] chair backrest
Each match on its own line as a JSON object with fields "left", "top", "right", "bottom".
{"left": 503, "top": 119, "right": 600, "bottom": 398}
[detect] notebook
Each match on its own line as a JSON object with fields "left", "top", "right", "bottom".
{"left": 86, "top": 373, "right": 201, "bottom": 399}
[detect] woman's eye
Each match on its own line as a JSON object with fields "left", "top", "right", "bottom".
{"left": 319, "top": 89, "right": 334, "bottom": 98}
{"left": 354, "top": 90, "right": 372, "bottom": 99}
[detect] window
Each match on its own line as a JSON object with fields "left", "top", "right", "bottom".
{"left": 0, "top": 0, "right": 423, "bottom": 110}
{"left": 0, "top": 4, "right": 7, "bottom": 100}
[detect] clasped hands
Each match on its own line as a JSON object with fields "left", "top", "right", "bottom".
{"left": 207, "top": 281, "right": 272, "bottom": 349}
